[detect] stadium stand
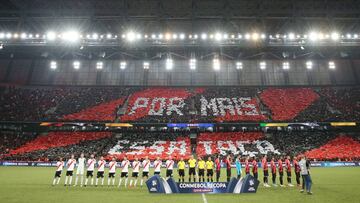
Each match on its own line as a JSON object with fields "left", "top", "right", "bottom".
{"left": 0, "top": 86, "right": 135, "bottom": 122}
{"left": 2, "top": 131, "right": 359, "bottom": 161}
{"left": 0, "top": 132, "right": 38, "bottom": 156}
{"left": 1, "top": 86, "right": 359, "bottom": 123}
{"left": 107, "top": 132, "right": 192, "bottom": 160}
{"left": 305, "top": 135, "right": 360, "bottom": 161}
{"left": 8, "top": 132, "right": 112, "bottom": 155}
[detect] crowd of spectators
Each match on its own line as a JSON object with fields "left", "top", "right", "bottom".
{"left": 0, "top": 86, "right": 136, "bottom": 122}
{"left": 8, "top": 132, "right": 112, "bottom": 155}
{"left": 319, "top": 87, "right": 360, "bottom": 121}
{"left": 305, "top": 135, "right": 360, "bottom": 161}
{"left": 0, "top": 132, "right": 38, "bottom": 157}
{"left": 107, "top": 132, "right": 192, "bottom": 160}
{"left": 1, "top": 130, "right": 360, "bottom": 161}
{"left": 4, "top": 136, "right": 117, "bottom": 162}
{"left": 0, "top": 85, "right": 360, "bottom": 123}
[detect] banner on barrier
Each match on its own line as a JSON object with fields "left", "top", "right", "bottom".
{"left": 146, "top": 174, "right": 259, "bottom": 194}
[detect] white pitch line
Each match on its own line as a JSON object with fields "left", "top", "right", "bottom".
{"left": 201, "top": 193, "right": 208, "bottom": 203}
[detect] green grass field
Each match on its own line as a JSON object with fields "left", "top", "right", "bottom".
{"left": 0, "top": 167, "right": 359, "bottom": 203}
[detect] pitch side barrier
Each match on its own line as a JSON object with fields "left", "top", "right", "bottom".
{"left": 146, "top": 174, "right": 260, "bottom": 194}
{"left": 0, "top": 161, "right": 359, "bottom": 167}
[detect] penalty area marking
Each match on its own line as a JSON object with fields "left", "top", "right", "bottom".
{"left": 201, "top": 193, "right": 208, "bottom": 203}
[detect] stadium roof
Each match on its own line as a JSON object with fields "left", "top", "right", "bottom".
{"left": 1, "top": 0, "right": 360, "bottom": 33}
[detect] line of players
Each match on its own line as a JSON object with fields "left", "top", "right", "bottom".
{"left": 52, "top": 153, "right": 301, "bottom": 188}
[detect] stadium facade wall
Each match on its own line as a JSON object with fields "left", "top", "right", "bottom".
{"left": 0, "top": 59, "right": 359, "bottom": 86}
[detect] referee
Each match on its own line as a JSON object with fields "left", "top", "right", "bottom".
{"left": 188, "top": 155, "right": 196, "bottom": 182}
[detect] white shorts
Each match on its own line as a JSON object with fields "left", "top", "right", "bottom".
{"left": 76, "top": 167, "right": 84, "bottom": 175}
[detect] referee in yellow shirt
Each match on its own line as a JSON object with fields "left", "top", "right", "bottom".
{"left": 198, "top": 157, "right": 206, "bottom": 182}
{"left": 206, "top": 157, "right": 214, "bottom": 182}
{"left": 188, "top": 155, "right": 196, "bottom": 182}
{"left": 177, "top": 157, "right": 186, "bottom": 182}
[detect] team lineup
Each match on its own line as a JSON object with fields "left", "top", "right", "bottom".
{"left": 52, "top": 153, "right": 312, "bottom": 193}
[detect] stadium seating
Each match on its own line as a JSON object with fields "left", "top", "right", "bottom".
{"left": 0, "top": 86, "right": 134, "bottom": 122}
{"left": 196, "top": 132, "right": 269, "bottom": 157}
{"left": 107, "top": 132, "right": 192, "bottom": 160}
{"left": 8, "top": 132, "right": 112, "bottom": 155}
{"left": 1, "top": 86, "right": 360, "bottom": 123}
{"left": 0, "top": 132, "right": 38, "bottom": 157}
{"left": 62, "top": 98, "right": 125, "bottom": 121}
{"left": 305, "top": 135, "right": 360, "bottom": 160}
{"left": 259, "top": 88, "right": 319, "bottom": 121}
{"left": 1, "top": 131, "right": 359, "bottom": 161}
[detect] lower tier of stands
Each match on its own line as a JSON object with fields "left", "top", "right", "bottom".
{"left": 1, "top": 131, "right": 359, "bottom": 161}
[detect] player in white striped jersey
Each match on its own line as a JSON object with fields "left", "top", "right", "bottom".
{"left": 118, "top": 157, "right": 130, "bottom": 187}
{"left": 74, "top": 153, "right": 86, "bottom": 186}
{"left": 130, "top": 157, "right": 140, "bottom": 187}
{"left": 108, "top": 157, "right": 117, "bottom": 186}
{"left": 64, "top": 155, "right": 76, "bottom": 186}
{"left": 153, "top": 157, "right": 162, "bottom": 176}
{"left": 165, "top": 156, "right": 174, "bottom": 178}
{"left": 95, "top": 156, "right": 106, "bottom": 186}
{"left": 140, "top": 156, "right": 150, "bottom": 187}
{"left": 84, "top": 154, "right": 96, "bottom": 187}
{"left": 52, "top": 157, "right": 64, "bottom": 186}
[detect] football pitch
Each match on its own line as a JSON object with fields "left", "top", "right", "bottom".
{"left": 0, "top": 167, "right": 360, "bottom": 203}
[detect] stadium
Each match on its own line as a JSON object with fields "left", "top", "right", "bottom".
{"left": 0, "top": 0, "right": 360, "bottom": 202}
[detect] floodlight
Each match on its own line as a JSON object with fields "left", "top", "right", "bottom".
{"left": 288, "top": 33, "right": 295, "bottom": 40}
{"left": 259, "top": 61, "right": 266, "bottom": 70}
{"left": 282, "top": 61, "right": 290, "bottom": 70}
{"left": 92, "top": 33, "right": 99, "bottom": 40}
{"left": 46, "top": 31, "right": 56, "bottom": 41}
{"left": 306, "top": 61, "right": 313, "bottom": 70}
{"left": 213, "top": 58, "right": 220, "bottom": 71}
{"left": 215, "top": 33, "right": 222, "bottom": 41}
{"left": 331, "top": 32, "right": 340, "bottom": 41}
{"left": 62, "top": 31, "right": 80, "bottom": 42}
{"left": 96, "top": 61, "right": 103, "bottom": 70}
{"left": 120, "top": 61, "right": 127, "bottom": 70}
{"left": 201, "top": 33, "right": 207, "bottom": 40}
{"left": 252, "top": 33, "right": 259, "bottom": 40}
{"left": 126, "top": 31, "right": 136, "bottom": 41}
{"left": 50, "top": 61, "right": 57, "bottom": 70}
{"left": 236, "top": 61, "right": 243, "bottom": 70}
{"left": 20, "top": 33, "right": 27, "bottom": 39}
{"left": 73, "top": 61, "right": 80, "bottom": 69}
{"left": 189, "top": 58, "right": 196, "bottom": 70}
{"left": 166, "top": 58, "right": 173, "bottom": 70}
{"left": 6, "top": 33, "right": 12, "bottom": 39}
{"left": 143, "top": 61, "right": 150, "bottom": 69}
{"left": 309, "top": 32, "right": 318, "bottom": 41}
{"left": 328, "top": 61, "right": 336, "bottom": 69}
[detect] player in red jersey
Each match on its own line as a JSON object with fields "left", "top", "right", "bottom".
{"left": 270, "top": 157, "right": 277, "bottom": 187}
{"left": 225, "top": 155, "right": 232, "bottom": 182}
{"left": 245, "top": 156, "right": 250, "bottom": 175}
{"left": 285, "top": 156, "right": 294, "bottom": 187}
{"left": 293, "top": 157, "right": 301, "bottom": 187}
{"left": 252, "top": 158, "right": 258, "bottom": 180}
{"left": 262, "top": 155, "right": 270, "bottom": 187}
{"left": 215, "top": 156, "right": 221, "bottom": 182}
{"left": 278, "top": 157, "right": 284, "bottom": 187}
